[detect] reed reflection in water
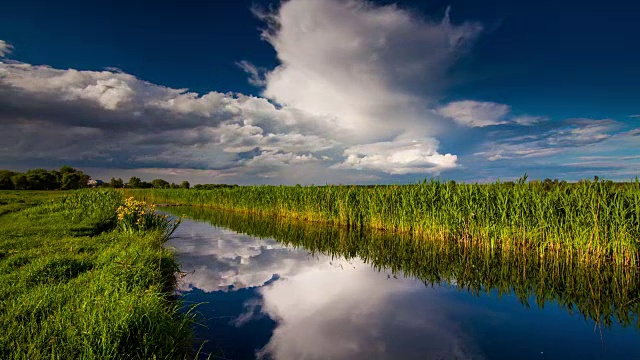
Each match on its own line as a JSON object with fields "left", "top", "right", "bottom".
{"left": 166, "top": 207, "right": 640, "bottom": 360}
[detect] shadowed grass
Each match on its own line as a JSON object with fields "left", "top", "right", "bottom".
{"left": 0, "top": 190, "right": 193, "bottom": 359}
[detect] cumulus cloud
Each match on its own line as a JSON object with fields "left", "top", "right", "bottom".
{"left": 257, "top": 1, "right": 481, "bottom": 133}
{"left": 0, "top": 59, "right": 344, "bottom": 181}
{"left": 0, "top": 40, "right": 13, "bottom": 57}
{"left": 4, "top": 0, "right": 631, "bottom": 182}
{"left": 0, "top": 0, "right": 486, "bottom": 183}
{"left": 248, "top": 0, "right": 485, "bottom": 171}
{"left": 244, "top": 151, "right": 321, "bottom": 168}
{"left": 333, "top": 136, "right": 458, "bottom": 174}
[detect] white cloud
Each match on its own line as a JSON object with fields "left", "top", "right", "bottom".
{"left": 0, "top": 64, "right": 142, "bottom": 110}
{"left": 256, "top": 0, "right": 482, "bottom": 141}
{"left": 475, "top": 119, "right": 622, "bottom": 161}
{"left": 68, "top": 78, "right": 135, "bottom": 110}
{"left": 6, "top": 0, "right": 630, "bottom": 184}
{"left": 511, "top": 115, "right": 548, "bottom": 126}
{"left": 0, "top": 40, "right": 13, "bottom": 57}
{"left": 237, "top": 60, "right": 266, "bottom": 87}
{"left": 0, "top": 5, "right": 481, "bottom": 183}
{"left": 333, "top": 136, "right": 458, "bottom": 175}
{"left": 167, "top": 220, "right": 319, "bottom": 292}
{"left": 215, "top": 123, "right": 336, "bottom": 154}
{"left": 244, "top": 151, "right": 322, "bottom": 168}
{"left": 256, "top": 266, "right": 482, "bottom": 360}
{"left": 0, "top": 60, "right": 344, "bottom": 180}
{"left": 437, "top": 100, "right": 509, "bottom": 127}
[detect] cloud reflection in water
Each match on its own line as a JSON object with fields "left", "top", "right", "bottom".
{"left": 168, "top": 218, "right": 484, "bottom": 360}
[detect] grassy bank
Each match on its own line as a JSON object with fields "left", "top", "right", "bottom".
{"left": 0, "top": 190, "right": 191, "bottom": 359}
{"left": 170, "top": 206, "right": 640, "bottom": 329}
{"left": 129, "top": 178, "right": 640, "bottom": 265}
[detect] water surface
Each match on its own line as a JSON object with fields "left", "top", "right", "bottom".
{"left": 165, "top": 207, "right": 640, "bottom": 360}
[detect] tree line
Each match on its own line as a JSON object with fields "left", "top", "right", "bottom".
{"left": 107, "top": 177, "right": 192, "bottom": 189}
{"left": 0, "top": 166, "right": 90, "bottom": 190}
{"left": 107, "top": 177, "right": 237, "bottom": 189}
{"left": 0, "top": 165, "right": 244, "bottom": 191}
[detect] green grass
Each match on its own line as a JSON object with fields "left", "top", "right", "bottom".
{"left": 0, "top": 190, "right": 192, "bottom": 360}
{"left": 129, "top": 178, "right": 640, "bottom": 265}
{"left": 0, "top": 190, "right": 62, "bottom": 217}
{"left": 170, "top": 206, "right": 640, "bottom": 330}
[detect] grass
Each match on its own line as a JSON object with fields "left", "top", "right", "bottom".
{"left": 170, "top": 206, "right": 640, "bottom": 330}
{"left": 128, "top": 177, "right": 640, "bottom": 265}
{"left": 0, "top": 190, "right": 192, "bottom": 359}
{"left": 0, "top": 190, "right": 61, "bottom": 217}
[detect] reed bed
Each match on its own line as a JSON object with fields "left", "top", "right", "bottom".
{"left": 170, "top": 206, "right": 640, "bottom": 330}
{"left": 130, "top": 178, "right": 640, "bottom": 265}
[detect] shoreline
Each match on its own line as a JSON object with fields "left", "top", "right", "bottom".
{"left": 127, "top": 181, "right": 640, "bottom": 266}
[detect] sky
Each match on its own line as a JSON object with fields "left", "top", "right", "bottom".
{"left": 1, "top": 0, "right": 639, "bottom": 184}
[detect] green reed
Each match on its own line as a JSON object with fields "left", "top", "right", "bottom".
{"left": 170, "top": 206, "right": 640, "bottom": 330}
{"left": 130, "top": 177, "right": 640, "bottom": 265}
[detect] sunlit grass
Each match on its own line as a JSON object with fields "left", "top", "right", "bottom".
{"left": 129, "top": 177, "right": 640, "bottom": 265}
{"left": 0, "top": 190, "right": 192, "bottom": 359}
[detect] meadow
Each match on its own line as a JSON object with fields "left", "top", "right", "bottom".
{"left": 129, "top": 177, "right": 640, "bottom": 266}
{"left": 0, "top": 190, "right": 191, "bottom": 359}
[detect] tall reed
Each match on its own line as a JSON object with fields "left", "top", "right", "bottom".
{"left": 129, "top": 177, "right": 640, "bottom": 265}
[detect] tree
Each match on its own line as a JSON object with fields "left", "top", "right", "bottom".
{"left": 0, "top": 170, "right": 15, "bottom": 190}
{"left": 180, "top": 181, "right": 190, "bottom": 189}
{"left": 128, "top": 177, "right": 142, "bottom": 189}
{"left": 59, "top": 165, "right": 76, "bottom": 175}
{"left": 109, "top": 177, "right": 124, "bottom": 188}
{"left": 77, "top": 171, "right": 90, "bottom": 189}
{"left": 11, "top": 174, "right": 29, "bottom": 190}
{"left": 25, "top": 169, "right": 58, "bottom": 190}
{"left": 61, "top": 173, "right": 82, "bottom": 190}
{"left": 57, "top": 166, "right": 90, "bottom": 189}
{"left": 151, "top": 179, "right": 170, "bottom": 189}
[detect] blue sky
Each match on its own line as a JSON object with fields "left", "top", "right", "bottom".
{"left": 1, "top": 0, "right": 639, "bottom": 184}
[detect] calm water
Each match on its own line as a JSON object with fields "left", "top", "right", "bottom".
{"left": 165, "top": 207, "right": 640, "bottom": 360}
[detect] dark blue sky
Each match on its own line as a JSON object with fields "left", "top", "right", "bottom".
{"left": 3, "top": 0, "right": 638, "bottom": 118}
{"left": 1, "top": 0, "right": 639, "bottom": 183}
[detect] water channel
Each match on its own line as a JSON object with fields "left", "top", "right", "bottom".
{"left": 165, "top": 207, "right": 640, "bottom": 360}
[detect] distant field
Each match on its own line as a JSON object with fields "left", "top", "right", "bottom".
{"left": 0, "top": 190, "right": 191, "bottom": 359}
{"left": 129, "top": 179, "right": 640, "bottom": 265}
{"left": 0, "top": 190, "right": 63, "bottom": 217}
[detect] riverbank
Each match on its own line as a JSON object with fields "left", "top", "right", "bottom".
{"left": 128, "top": 179, "right": 640, "bottom": 265}
{"left": 168, "top": 205, "right": 640, "bottom": 331}
{"left": 0, "top": 190, "right": 191, "bottom": 359}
